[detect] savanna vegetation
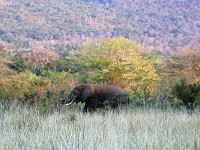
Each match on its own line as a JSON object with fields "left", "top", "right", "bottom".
{"left": 0, "top": 1, "right": 200, "bottom": 149}
{"left": 0, "top": 37, "right": 200, "bottom": 112}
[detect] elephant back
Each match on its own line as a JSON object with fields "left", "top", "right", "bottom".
{"left": 96, "top": 85, "right": 129, "bottom": 107}
{"left": 96, "top": 85, "right": 124, "bottom": 97}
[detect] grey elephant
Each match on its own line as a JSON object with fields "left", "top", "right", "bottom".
{"left": 64, "top": 84, "right": 129, "bottom": 112}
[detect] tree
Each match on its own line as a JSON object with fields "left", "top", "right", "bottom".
{"left": 72, "top": 37, "right": 159, "bottom": 93}
{"left": 172, "top": 80, "right": 200, "bottom": 110}
{"left": 161, "top": 45, "right": 200, "bottom": 84}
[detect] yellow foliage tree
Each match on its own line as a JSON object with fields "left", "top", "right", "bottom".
{"left": 76, "top": 37, "right": 159, "bottom": 93}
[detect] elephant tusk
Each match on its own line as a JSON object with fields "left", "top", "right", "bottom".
{"left": 65, "top": 97, "right": 76, "bottom": 106}
{"left": 65, "top": 101, "right": 73, "bottom": 106}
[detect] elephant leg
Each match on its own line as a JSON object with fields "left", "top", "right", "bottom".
{"left": 83, "top": 101, "right": 94, "bottom": 113}
{"left": 83, "top": 104, "right": 88, "bottom": 113}
{"left": 83, "top": 105, "right": 95, "bottom": 113}
{"left": 84, "top": 98, "right": 98, "bottom": 113}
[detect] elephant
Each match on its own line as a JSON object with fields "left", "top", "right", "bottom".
{"left": 64, "top": 84, "right": 129, "bottom": 112}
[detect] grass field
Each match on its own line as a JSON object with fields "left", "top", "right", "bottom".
{"left": 0, "top": 105, "right": 200, "bottom": 150}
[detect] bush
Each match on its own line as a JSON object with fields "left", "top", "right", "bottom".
{"left": 172, "top": 80, "right": 200, "bottom": 110}
{"left": 37, "top": 99, "right": 52, "bottom": 115}
{"left": 0, "top": 70, "right": 75, "bottom": 110}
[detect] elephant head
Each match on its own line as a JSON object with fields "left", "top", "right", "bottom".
{"left": 64, "top": 84, "right": 129, "bottom": 112}
{"left": 65, "top": 84, "right": 94, "bottom": 105}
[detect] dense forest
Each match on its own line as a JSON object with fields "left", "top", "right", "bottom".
{"left": 0, "top": 0, "right": 199, "bottom": 55}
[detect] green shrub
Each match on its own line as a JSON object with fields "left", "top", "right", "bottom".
{"left": 172, "top": 80, "right": 200, "bottom": 110}
{"left": 37, "top": 99, "right": 51, "bottom": 115}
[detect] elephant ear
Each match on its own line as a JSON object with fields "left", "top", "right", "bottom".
{"left": 81, "top": 88, "right": 93, "bottom": 102}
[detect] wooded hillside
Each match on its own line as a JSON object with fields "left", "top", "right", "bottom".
{"left": 0, "top": 0, "right": 199, "bottom": 54}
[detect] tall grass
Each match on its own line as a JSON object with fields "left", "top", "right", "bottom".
{"left": 0, "top": 105, "right": 199, "bottom": 150}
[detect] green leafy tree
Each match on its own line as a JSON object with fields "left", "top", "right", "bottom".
{"left": 9, "top": 54, "right": 28, "bottom": 72}
{"left": 172, "top": 80, "right": 200, "bottom": 110}
{"left": 72, "top": 37, "right": 159, "bottom": 93}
